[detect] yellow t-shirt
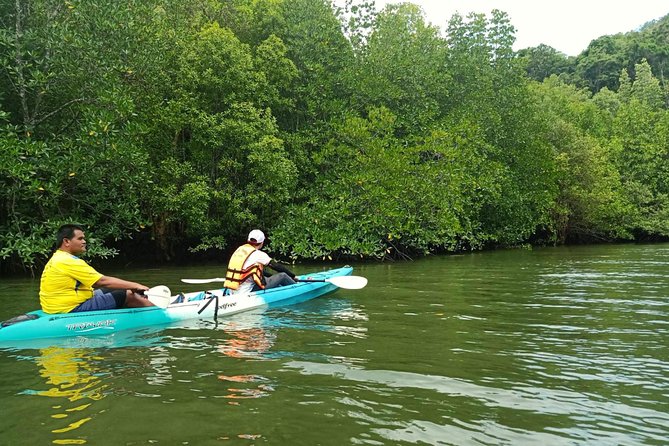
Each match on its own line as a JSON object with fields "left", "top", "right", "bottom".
{"left": 39, "top": 250, "right": 103, "bottom": 314}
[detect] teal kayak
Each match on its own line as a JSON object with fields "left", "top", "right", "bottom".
{"left": 0, "top": 266, "right": 353, "bottom": 345}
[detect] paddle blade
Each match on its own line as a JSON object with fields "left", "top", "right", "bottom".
{"left": 181, "top": 277, "right": 226, "bottom": 284}
{"left": 144, "top": 285, "right": 172, "bottom": 308}
{"left": 327, "top": 275, "right": 368, "bottom": 289}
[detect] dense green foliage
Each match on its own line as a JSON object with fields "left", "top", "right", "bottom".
{"left": 1, "top": 0, "right": 668, "bottom": 272}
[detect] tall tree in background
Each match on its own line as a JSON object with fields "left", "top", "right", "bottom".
{"left": 517, "top": 44, "right": 574, "bottom": 83}
{"left": 0, "top": 0, "right": 159, "bottom": 270}
{"left": 612, "top": 60, "right": 669, "bottom": 236}
{"left": 532, "top": 77, "right": 632, "bottom": 242}
{"left": 351, "top": 2, "right": 449, "bottom": 135}
{"left": 445, "top": 10, "right": 557, "bottom": 245}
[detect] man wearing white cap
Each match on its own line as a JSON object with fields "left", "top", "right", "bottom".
{"left": 223, "top": 229, "right": 296, "bottom": 294}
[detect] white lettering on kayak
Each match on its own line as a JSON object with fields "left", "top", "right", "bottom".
{"left": 66, "top": 319, "right": 117, "bottom": 332}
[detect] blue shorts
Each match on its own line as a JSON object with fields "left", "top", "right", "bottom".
{"left": 70, "top": 289, "right": 126, "bottom": 312}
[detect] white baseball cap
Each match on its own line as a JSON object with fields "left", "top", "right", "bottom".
{"left": 248, "top": 229, "right": 265, "bottom": 244}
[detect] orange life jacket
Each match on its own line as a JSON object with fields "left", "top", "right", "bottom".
{"left": 224, "top": 244, "right": 265, "bottom": 290}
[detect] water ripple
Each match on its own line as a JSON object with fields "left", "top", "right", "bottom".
{"left": 284, "top": 360, "right": 669, "bottom": 444}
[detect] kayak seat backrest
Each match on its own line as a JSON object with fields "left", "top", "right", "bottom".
{"left": 172, "top": 293, "right": 185, "bottom": 304}
{"left": 1, "top": 313, "right": 40, "bottom": 327}
{"left": 188, "top": 291, "right": 207, "bottom": 302}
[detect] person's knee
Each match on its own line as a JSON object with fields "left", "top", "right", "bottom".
{"left": 277, "top": 272, "right": 296, "bottom": 286}
{"left": 125, "top": 290, "right": 154, "bottom": 307}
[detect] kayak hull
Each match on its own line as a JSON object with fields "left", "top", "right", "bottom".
{"left": 0, "top": 266, "right": 352, "bottom": 344}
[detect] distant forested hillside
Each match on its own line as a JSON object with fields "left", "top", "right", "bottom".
{"left": 519, "top": 13, "right": 669, "bottom": 92}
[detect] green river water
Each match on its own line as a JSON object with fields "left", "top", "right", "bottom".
{"left": 0, "top": 243, "right": 668, "bottom": 445}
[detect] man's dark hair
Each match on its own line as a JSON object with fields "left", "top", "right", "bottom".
{"left": 56, "top": 224, "right": 84, "bottom": 248}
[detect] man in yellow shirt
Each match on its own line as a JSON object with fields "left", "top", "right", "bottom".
{"left": 39, "top": 224, "right": 155, "bottom": 313}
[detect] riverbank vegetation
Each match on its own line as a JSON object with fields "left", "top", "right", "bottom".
{"left": 1, "top": 0, "right": 668, "bottom": 272}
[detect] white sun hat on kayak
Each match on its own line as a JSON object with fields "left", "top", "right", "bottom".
{"left": 248, "top": 229, "right": 265, "bottom": 244}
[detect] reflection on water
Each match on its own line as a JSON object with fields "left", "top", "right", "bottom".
{"left": 217, "top": 322, "right": 277, "bottom": 360}
{"left": 23, "top": 347, "right": 107, "bottom": 445}
{"left": 144, "top": 346, "right": 176, "bottom": 386}
{"left": 217, "top": 373, "right": 274, "bottom": 401}
{"left": 216, "top": 318, "right": 277, "bottom": 403}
